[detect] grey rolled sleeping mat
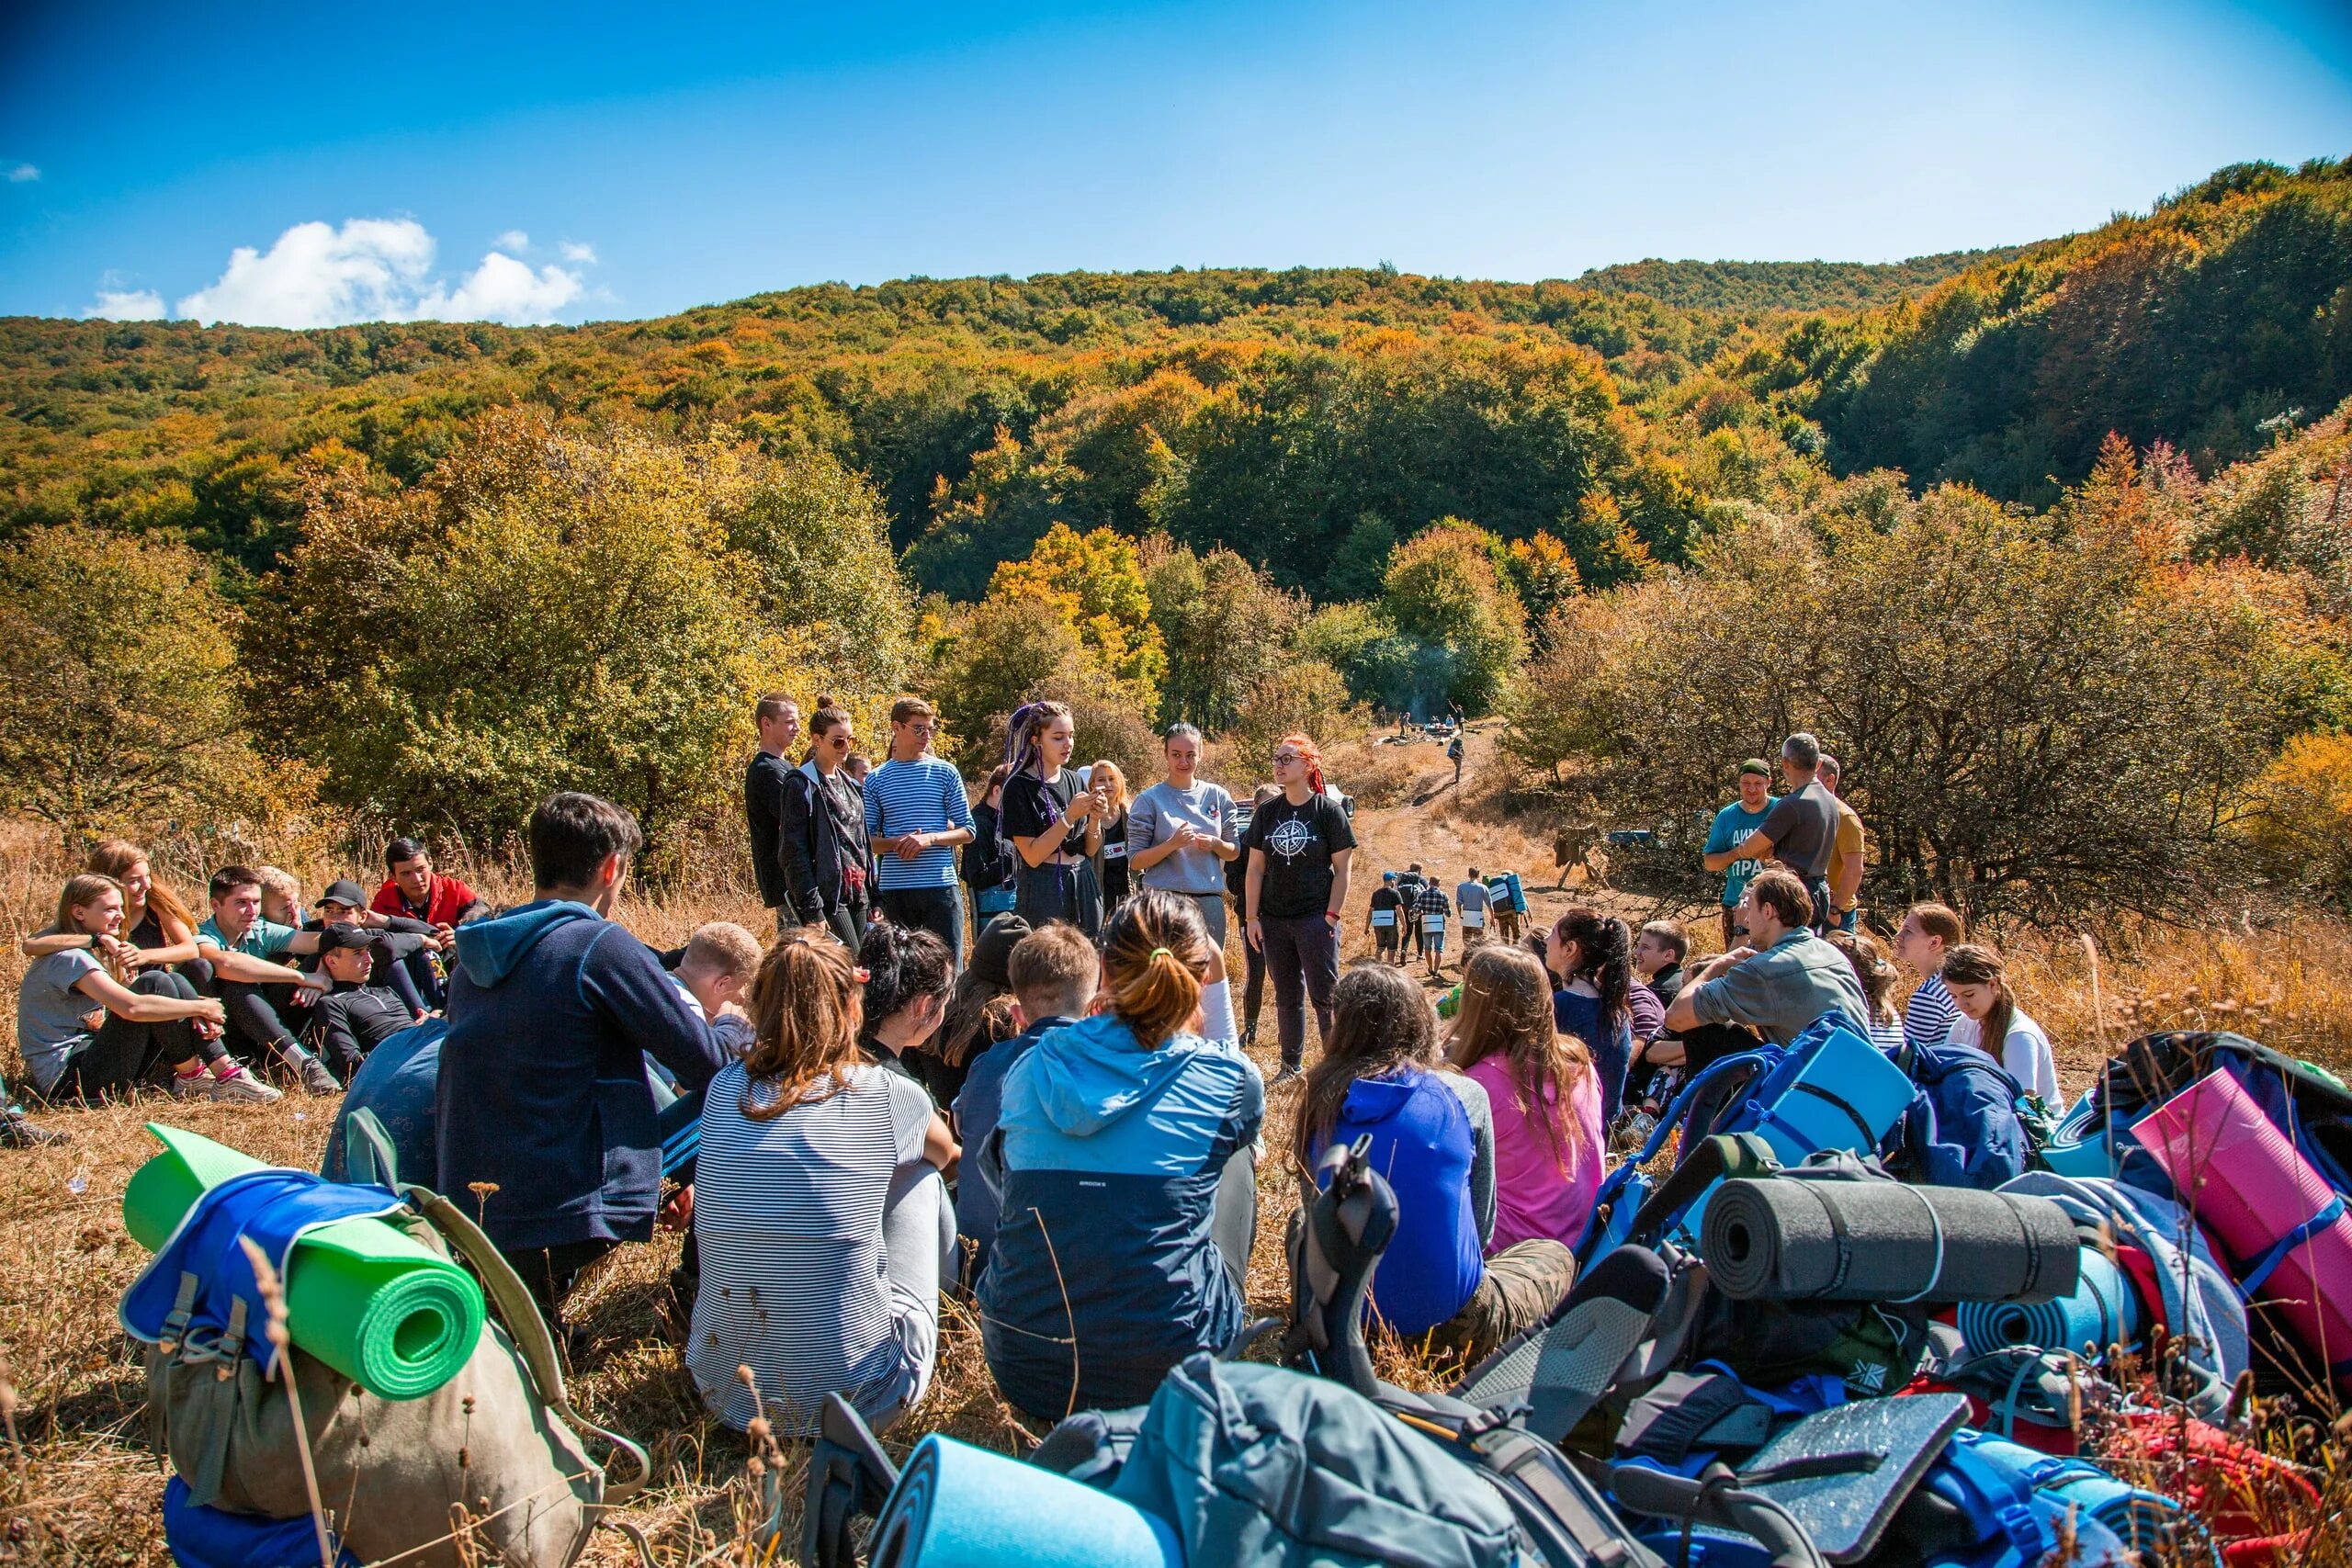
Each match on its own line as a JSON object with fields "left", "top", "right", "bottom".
{"left": 1701, "top": 1168, "right": 2080, "bottom": 1305}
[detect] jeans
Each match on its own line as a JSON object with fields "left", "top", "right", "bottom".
{"left": 878, "top": 884, "right": 966, "bottom": 974}
{"left": 1258, "top": 913, "right": 1340, "bottom": 1071}
{"left": 40, "top": 970, "right": 220, "bottom": 1100}
{"left": 1180, "top": 892, "right": 1228, "bottom": 952}
{"left": 1014, "top": 859, "right": 1102, "bottom": 940}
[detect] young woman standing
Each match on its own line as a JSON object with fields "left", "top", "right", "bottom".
{"left": 1088, "top": 760, "right": 1135, "bottom": 916}
{"left": 778, "top": 699, "right": 876, "bottom": 951}
{"left": 1001, "top": 702, "right": 1105, "bottom": 937}
{"left": 1127, "top": 723, "right": 1239, "bottom": 949}
{"left": 963, "top": 764, "right": 1017, "bottom": 924}
{"left": 1243, "top": 733, "right": 1355, "bottom": 1084}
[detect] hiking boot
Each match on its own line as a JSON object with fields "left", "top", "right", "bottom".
{"left": 292, "top": 1053, "right": 340, "bottom": 1096}
{"left": 0, "top": 1109, "right": 68, "bottom": 1148}
{"left": 203, "top": 1066, "right": 284, "bottom": 1105}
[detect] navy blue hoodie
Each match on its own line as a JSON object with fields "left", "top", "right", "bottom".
{"left": 1894, "top": 1042, "right": 2032, "bottom": 1191}
{"left": 435, "top": 900, "right": 723, "bottom": 1251}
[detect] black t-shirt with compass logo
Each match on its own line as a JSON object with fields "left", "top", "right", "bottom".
{"left": 1243, "top": 792, "right": 1357, "bottom": 919}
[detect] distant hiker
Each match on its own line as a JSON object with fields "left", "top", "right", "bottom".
{"left": 1817, "top": 753, "right": 1867, "bottom": 933}
{"left": 744, "top": 692, "right": 803, "bottom": 934}
{"left": 1227, "top": 784, "right": 1279, "bottom": 1047}
{"left": 1718, "top": 733, "right": 1839, "bottom": 934}
{"left": 1396, "top": 863, "right": 1429, "bottom": 960}
{"left": 865, "top": 696, "right": 977, "bottom": 973}
{"left": 1826, "top": 928, "right": 1906, "bottom": 1055}
{"left": 1002, "top": 700, "right": 1106, "bottom": 937}
{"left": 1244, "top": 732, "right": 1357, "bottom": 1083}
{"left": 1446, "top": 944, "right": 1604, "bottom": 1255}
{"left": 1663, "top": 869, "right": 1869, "bottom": 1052}
{"left": 780, "top": 698, "right": 875, "bottom": 951}
{"left": 1297, "top": 962, "right": 1573, "bottom": 1361}
{"left": 1701, "top": 759, "right": 1774, "bottom": 950}
{"left": 1416, "top": 877, "right": 1451, "bottom": 976}
{"left": 1455, "top": 866, "right": 1491, "bottom": 950}
{"left": 1127, "top": 723, "right": 1239, "bottom": 948}
{"left": 1367, "top": 871, "right": 1404, "bottom": 963}
{"left": 435, "top": 792, "right": 726, "bottom": 1332}
{"left": 1940, "top": 942, "right": 2064, "bottom": 1112}
{"left": 16, "top": 873, "right": 271, "bottom": 1104}
{"left": 196, "top": 864, "right": 344, "bottom": 1094}
{"left": 689, "top": 930, "right": 959, "bottom": 1437}
{"left": 371, "top": 838, "right": 489, "bottom": 1007}
{"left": 962, "top": 763, "right": 1017, "bottom": 925}
{"left": 1088, "top": 759, "right": 1135, "bottom": 917}
{"left": 978, "top": 890, "right": 1260, "bottom": 1417}
{"left": 1893, "top": 901, "right": 1965, "bottom": 1055}
{"left": 1543, "top": 908, "right": 1636, "bottom": 1125}
{"left": 1447, "top": 729, "right": 1464, "bottom": 785}
{"left": 856, "top": 920, "right": 957, "bottom": 1101}
{"left": 953, "top": 919, "right": 1095, "bottom": 1283}
{"left": 304, "top": 924, "right": 418, "bottom": 1084}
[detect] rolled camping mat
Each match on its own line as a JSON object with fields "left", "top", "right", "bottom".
{"left": 1701, "top": 1175, "right": 2081, "bottom": 1305}
{"left": 122, "top": 1123, "right": 484, "bottom": 1400}
{"left": 1963, "top": 1432, "right": 2186, "bottom": 1554}
{"left": 2039, "top": 1096, "right": 2124, "bottom": 1180}
{"left": 1743, "top": 1022, "right": 1915, "bottom": 1169}
{"left": 2129, "top": 1068, "right": 2352, "bottom": 1389}
{"left": 867, "top": 1434, "right": 1182, "bottom": 1568}
{"left": 1958, "top": 1245, "right": 2143, "bottom": 1358}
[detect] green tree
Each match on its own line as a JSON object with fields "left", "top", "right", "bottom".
{"left": 988, "top": 522, "right": 1167, "bottom": 709}
{"left": 1379, "top": 519, "right": 1530, "bottom": 715}
{"left": 0, "top": 525, "right": 268, "bottom": 840}
{"left": 1144, "top": 538, "right": 1306, "bottom": 730}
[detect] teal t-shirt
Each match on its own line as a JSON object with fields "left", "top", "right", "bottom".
{"left": 198, "top": 915, "right": 299, "bottom": 961}
{"left": 1704, "top": 801, "right": 1772, "bottom": 908}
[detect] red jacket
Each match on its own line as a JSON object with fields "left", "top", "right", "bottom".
{"left": 370, "top": 873, "right": 481, "bottom": 928}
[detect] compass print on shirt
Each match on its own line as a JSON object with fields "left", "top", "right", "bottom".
{"left": 1266, "top": 814, "right": 1317, "bottom": 861}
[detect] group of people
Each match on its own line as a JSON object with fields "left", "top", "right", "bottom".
{"left": 6, "top": 838, "right": 485, "bottom": 1143}
{"left": 1367, "top": 863, "right": 1510, "bottom": 975}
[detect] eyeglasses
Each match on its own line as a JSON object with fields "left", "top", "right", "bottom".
{"left": 828, "top": 733, "right": 854, "bottom": 748}
{"left": 1272, "top": 751, "right": 1304, "bottom": 764}
{"left": 904, "top": 722, "right": 937, "bottom": 736}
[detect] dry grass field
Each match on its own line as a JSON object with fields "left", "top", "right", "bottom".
{"left": 2, "top": 728, "right": 2347, "bottom": 1563}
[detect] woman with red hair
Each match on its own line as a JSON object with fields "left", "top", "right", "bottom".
{"left": 1241, "top": 732, "right": 1355, "bottom": 1083}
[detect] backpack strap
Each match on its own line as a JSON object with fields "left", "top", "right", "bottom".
{"left": 403, "top": 1186, "right": 652, "bottom": 1505}
{"left": 1624, "top": 1134, "right": 1777, "bottom": 1248}
{"left": 1762, "top": 1077, "right": 1881, "bottom": 1153}
{"left": 343, "top": 1108, "right": 400, "bottom": 1190}
{"left": 2233, "top": 1195, "right": 2346, "bottom": 1299}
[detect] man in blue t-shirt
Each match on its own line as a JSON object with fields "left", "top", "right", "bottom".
{"left": 1700, "top": 759, "right": 1774, "bottom": 951}
{"left": 865, "top": 697, "right": 977, "bottom": 974}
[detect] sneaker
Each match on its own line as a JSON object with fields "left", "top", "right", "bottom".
{"left": 205, "top": 1066, "right": 284, "bottom": 1105}
{"left": 292, "top": 1053, "right": 340, "bottom": 1097}
{"left": 0, "top": 1109, "right": 69, "bottom": 1148}
{"left": 171, "top": 1070, "right": 215, "bottom": 1100}
{"left": 1272, "top": 1066, "right": 1304, "bottom": 1088}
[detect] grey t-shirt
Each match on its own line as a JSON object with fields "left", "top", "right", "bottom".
{"left": 1758, "top": 782, "right": 1839, "bottom": 881}
{"left": 16, "top": 945, "right": 103, "bottom": 1092}
{"left": 1127, "top": 780, "right": 1237, "bottom": 897}
{"left": 1435, "top": 1070, "right": 1497, "bottom": 1246}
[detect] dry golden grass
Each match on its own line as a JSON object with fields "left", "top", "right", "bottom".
{"left": 3, "top": 751, "right": 2350, "bottom": 1562}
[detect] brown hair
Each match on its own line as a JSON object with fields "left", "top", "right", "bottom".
{"left": 54, "top": 873, "right": 124, "bottom": 941}
{"left": 1295, "top": 963, "right": 1437, "bottom": 1172}
{"left": 1446, "top": 945, "right": 1591, "bottom": 1172}
{"left": 1089, "top": 760, "right": 1130, "bottom": 814}
{"left": 755, "top": 692, "right": 798, "bottom": 725}
{"left": 1549, "top": 907, "right": 1633, "bottom": 1047}
{"left": 1639, "top": 919, "right": 1690, "bottom": 965}
{"left": 1940, "top": 943, "right": 2016, "bottom": 1061}
{"left": 740, "top": 930, "right": 865, "bottom": 1118}
{"left": 1747, "top": 868, "right": 1814, "bottom": 931}
{"left": 683, "top": 921, "right": 763, "bottom": 986}
{"left": 978, "top": 762, "right": 1013, "bottom": 803}
{"left": 86, "top": 840, "right": 195, "bottom": 932}
{"left": 1826, "top": 929, "right": 1898, "bottom": 1026}
{"left": 1007, "top": 921, "right": 1099, "bottom": 1018}
{"left": 808, "top": 694, "right": 853, "bottom": 739}
{"left": 890, "top": 696, "right": 936, "bottom": 725}
{"left": 1101, "top": 888, "right": 1209, "bottom": 1048}
{"left": 1906, "top": 902, "right": 1964, "bottom": 947}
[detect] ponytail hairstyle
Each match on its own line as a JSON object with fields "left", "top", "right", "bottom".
{"left": 741, "top": 929, "right": 865, "bottom": 1117}
{"left": 1940, "top": 943, "right": 2016, "bottom": 1058}
{"left": 1446, "top": 944, "right": 1591, "bottom": 1172}
{"left": 1006, "top": 700, "right": 1075, "bottom": 783}
{"left": 856, "top": 920, "right": 956, "bottom": 1054}
{"left": 1552, "top": 907, "right": 1633, "bottom": 1046}
{"left": 1276, "top": 731, "right": 1326, "bottom": 795}
{"left": 1826, "top": 929, "right": 1899, "bottom": 1027}
{"left": 1295, "top": 963, "right": 1436, "bottom": 1173}
{"left": 86, "top": 839, "right": 196, "bottom": 932}
{"left": 1101, "top": 887, "right": 1211, "bottom": 1048}
{"left": 808, "top": 694, "right": 852, "bottom": 740}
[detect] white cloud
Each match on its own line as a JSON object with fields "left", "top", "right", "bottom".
{"left": 5, "top": 164, "right": 38, "bottom": 183}
{"left": 558, "top": 240, "right": 597, "bottom": 265}
{"left": 492, "top": 229, "right": 529, "bottom": 254}
{"left": 170, "top": 217, "right": 592, "bottom": 328}
{"left": 83, "top": 288, "right": 166, "bottom": 321}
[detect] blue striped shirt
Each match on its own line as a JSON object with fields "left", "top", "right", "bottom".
{"left": 863, "top": 756, "right": 975, "bottom": 890}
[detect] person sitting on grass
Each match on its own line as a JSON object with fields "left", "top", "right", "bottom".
{"left": 301, "top": 879, "right": 444, "bottom": 1018}
{"left": 194, "top": 865, "right": 345, "bottom": 1094}
{"left": 1296, "top": 961, "right": 1573, "bottom": 1362}
{"left": 1939, "top": 942, "right": 2065, "bottom": 1114}
{"left": 670, "top": 921, "right": 762, "bottom": 1058}
{"left": 854, "top": 921, "right": 956, "bottom": 1099}
{"left": 371, "top": 838, "right": 490, "bottom": 1008}
{"left": 1663, "top": 870, "right": 1868, "bottom": 1053}
{"left": 978, "top": 889, "right": 1260, "bottom": 1418}
{"left": 435, "top": 792, "right": 725, "bottom": 1333}
{"left": 1826, "top": 928, "right": 1906, "bottom": 1055}
{"left": 933, "top": 913, "right": 1031, "bottom": 1135}
{"left": 304, "top": 924, "right": 421, "bottom": 1084}
{"left": 1446, "top": 944, "right": 1604, "bottom": 1254}
{"left": 952, "top": 919, "right": 1094, "bottom": 1284}
{"left": 78, "top": 840, "right": 208, "bottom": 976}
{"left": 1544, "top": 908, "right": 1636, "bottom": 1126}
{"left": 688, "top": 930, "right": 960, "bottom": 1438}
{"left": 16, "top": 873, "right": 274, "bottom": 1105}
{"left": 1892, "top": 901, "right": 1964, "bottom": 1054}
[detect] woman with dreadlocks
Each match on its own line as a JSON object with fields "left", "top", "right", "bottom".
{"left": 1000, "top": 700, "right": 1105, "bottom": 938}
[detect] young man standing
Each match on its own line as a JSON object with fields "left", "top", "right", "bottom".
{"left": 197, "top": 865, "right": 342, "bottom": 1094}
{"left": 1816, "top": 754, "right": 1867, "bottom": 934}
{"left": 1454, "top": 866, "right": 1491, "bottom": 950}
{"left": 1892, "top": 902, "right": 1965, "bottom": 1055}
{"left": 1416, "top": 876, "right": 1451, "bottom": 977}
{"left": 370, "top": 839, "right": 489, "bottom": 1007}
{"left": 435, "top": 792, "right": 725, "bottom": 1331}
{"left": 1367, "top": 871, "right": 1404, "bottom": 964}
{"left": 1717, "top": 734, "right": 1840, "bottom": 935}
{"left": 865, "top": 698, "right": 977, "bottom": 973}
{"left": 1700, "top": 760, "right": 1774, "bottom": 951}
{"left": 1396, "top": 863, "right": 1428, "bottom": 963}
{"left": 744, "top": 694, "right": 803, "bottom": 934}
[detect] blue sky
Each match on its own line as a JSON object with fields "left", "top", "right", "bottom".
{"left": 3, "top": 0, "right": 2346, "bottom": 325}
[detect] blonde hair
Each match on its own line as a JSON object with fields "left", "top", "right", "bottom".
{"left": 739, "top": 930, "right": 865, "bottom": 1118}
{"left": 1446, "top": 945, "right": 1590, "bottom": 1173}
{"left": 53, "top": 874, "right": 130, "bottom": 983}
{"left": 683, "top": 921, "right": 763, "bottom": 987}
{"left": 254, "top": 865, "right": 301, "bottom": 910}
{"left": 1089, "top": 760, "right": 1130, "bottom": 813}
{"left": 1101, "top": 889, "right": 1209, "bottom": 1048}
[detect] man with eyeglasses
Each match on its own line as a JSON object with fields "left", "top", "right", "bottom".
{"left": 865, "top": 696, "right": 978, "bottom": 974}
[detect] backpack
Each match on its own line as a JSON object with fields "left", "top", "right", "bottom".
{"left": 2082, "top": 1031, "right": 2352, "bottom": 1200}
{"left": 1890, "top": 1041, "right": 2034, "bottom": 1191}
{"left": 142, "top": 1181, "right": 647, "bottom": 1568}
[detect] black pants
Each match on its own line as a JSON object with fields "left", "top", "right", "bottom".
{"left": 502, "top": 1238, "right": 619, "bottom": 1337}
{"left": 1014, "top": 859, "right": 1102, "bottom": 940}
{"left": 44, "top": 971, "right": 220, "bottom": 1101}
{"left": 210, "top": 977, "right": 303, "bottom": 1063}
{"left": 1259, "top": 914, "right": 1340, "bottom": 1072}
{"left": 878, "top": 884, "right": 966, "bottom": 974}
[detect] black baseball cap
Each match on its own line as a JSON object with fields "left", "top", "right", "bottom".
{"left": 317, "top": 923, "right": 380, "bottom": 953}
{"left": 317, "top": 879, "right": 368, "bottom": 909}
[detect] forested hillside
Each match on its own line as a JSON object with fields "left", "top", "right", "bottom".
{"left": 1576, "top": 250, "right": 2025, "bottom": 313}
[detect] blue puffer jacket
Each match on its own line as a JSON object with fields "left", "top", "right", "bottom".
{"left": 977, "top": 1011, "right": 1264, "bottom": 1417}
{"left": 1896, "top": 1043, "right": 2031, "bottom": 1190}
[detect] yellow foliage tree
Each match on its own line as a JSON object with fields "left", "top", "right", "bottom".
{"left": 987, "top": 522, "right": 1167, "bottom": 710}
